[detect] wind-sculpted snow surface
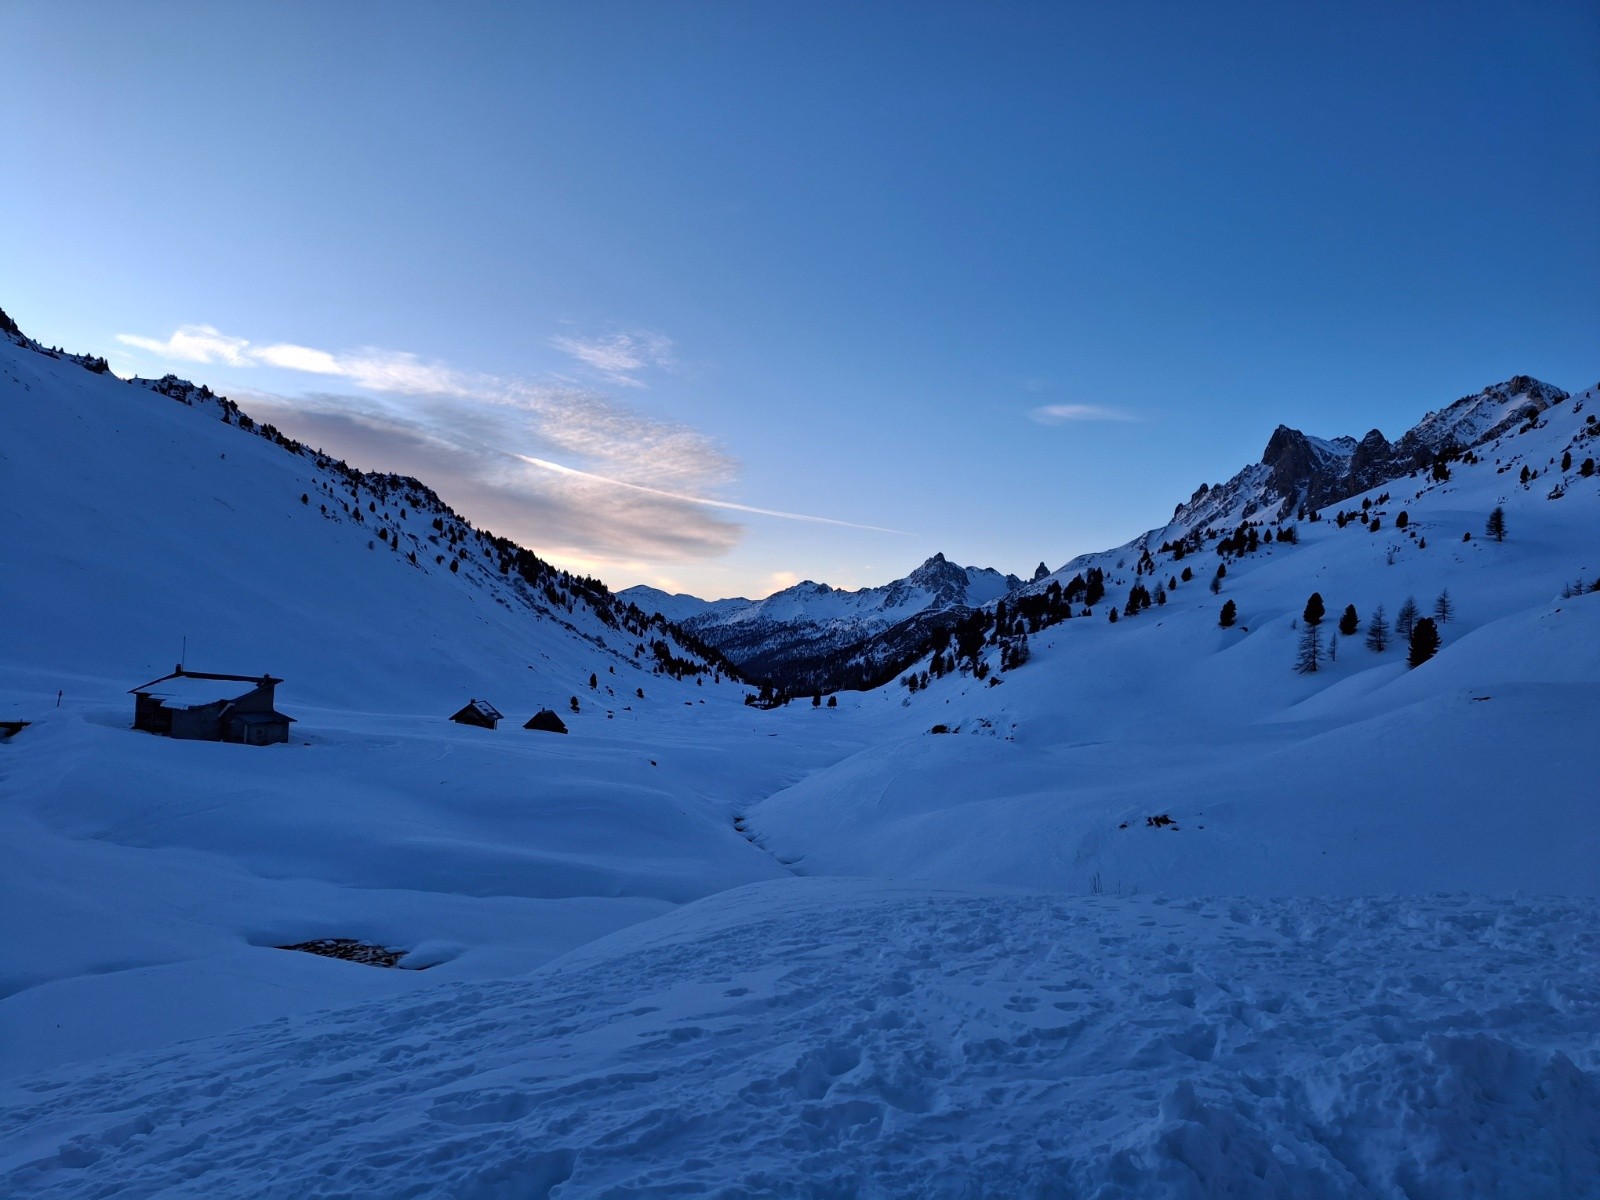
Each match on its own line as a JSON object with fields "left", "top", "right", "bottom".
{"left": 4, "top": 880, "right": 1597, "bottom": 1199}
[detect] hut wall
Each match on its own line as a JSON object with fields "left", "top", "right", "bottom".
{"left": 169, "top": 702, "right": 227, "bottom": 741}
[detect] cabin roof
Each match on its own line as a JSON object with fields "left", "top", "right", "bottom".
{"left": 130, "top": 668, "right": 281, "bottom": 708}
{"left": 455, "top": 698, "right": 503, "bottom": 721}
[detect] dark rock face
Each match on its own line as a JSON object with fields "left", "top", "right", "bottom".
{"left": 1261, "top": 426, "right": 1321, "bottom": 510}
{"left": 1257, "top": 426, "right": 1361, "bottom": 518}
{"left": 1171, "top": 376, "right": 1570, "bottom": 532}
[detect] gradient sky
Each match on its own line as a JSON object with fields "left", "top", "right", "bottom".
{"left": 5, "top": 2, "right": 1597, "bottom": 598}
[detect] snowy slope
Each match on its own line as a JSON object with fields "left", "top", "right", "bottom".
{"left": 4, "top": 880, "right": 1596, "bottom": 1198}
{"left": 0, "top": 321, "right": 727, "bottom": 714}
{"left": 4, "top": 305, "right": 1598, "bottom": 1197}
{"left": 0, "top": 317, "right": 822, "bottom": 1075}
{"left": 749, "top": 384, "right": 1600, "bottom": 896}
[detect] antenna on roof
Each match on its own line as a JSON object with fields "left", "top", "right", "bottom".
{"left": 180, "top": 636, "right": 186, "bottom": 671}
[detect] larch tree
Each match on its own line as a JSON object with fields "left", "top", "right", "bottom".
{"left": 1396, "top": 597, "right": 1420, "bottom": 641}
{"left": 1294, "top": 622, "right": 1322, "bottom": 674}
{"left": 1364, "top": 605, "right": 1390, "bottom": 652}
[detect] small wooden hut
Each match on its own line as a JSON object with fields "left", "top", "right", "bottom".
{"left": 450, "top": 699, "right": 503, "bottom": 729}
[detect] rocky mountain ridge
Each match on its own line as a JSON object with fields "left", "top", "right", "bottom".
{"left": 1164, "top": 376, "right": 1569, "bottom": 538}
{"left": 623, "top": 554, "right": 1024, "bottom": 693}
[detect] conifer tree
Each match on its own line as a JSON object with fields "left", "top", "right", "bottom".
{"left": 1486, "top": 506, "right": 1507, "bottom": 542}
{"left": 1407, "top": 617, "right": 1441, "bottom": 667}
{"left": 1303, "top": 592, "right": 1325, "bottom": 626}
{"left": 1364, "top": 605, "right": 1389, "bottom": 652}
{"left": 1396, "top": 596, "right": 1420, "bottom": 640}
{"left": 1294, "top": 622, "right": 1322, "bottom": 673}
{"left": 1338, "top": 604, "right": 1359, "bottom": 637}
{"left": 1433, "top": 589, "right": 1454, "bottom": 623}
{"left": 1219, "top": 599, "right": 1237, "bottom": 628}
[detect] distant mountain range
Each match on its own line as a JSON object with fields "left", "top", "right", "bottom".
{"left": 626, "top": 374, "right": 1576, "bottom": 694}
{"left": 622, "top": 554, "right": 1024, "bottom": 694}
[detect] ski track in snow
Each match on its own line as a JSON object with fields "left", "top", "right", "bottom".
{"left": 4, "top": 881, "right": 1598, "bottom": 1199}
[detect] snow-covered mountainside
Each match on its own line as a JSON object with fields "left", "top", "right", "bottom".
{"left": 623, "top": 553, "right": 1023, "bottom": 693}
{"left": 747, "top": 378, "right": 1600, "bottom": 897}
{"left": 3, "top": 304, "right": 1597, "bottom": 1196}
{"left": 630, "top": 377, "right": 1575, "bottom": 703}
{"left": 0, "top": 306, "right": 735, "bottom": 711}
{"left": 612, "top": 584, "right": 751, "bottom": 626}
{"left": 1161, "top": 375, "right": 1569, "bottom": 539}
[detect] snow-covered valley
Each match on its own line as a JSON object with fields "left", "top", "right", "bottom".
{"left": 2, "top": 317, "right": 1597, "bottom": 1196}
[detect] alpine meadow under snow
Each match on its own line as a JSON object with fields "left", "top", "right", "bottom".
{"left": 2, "top": 309, "right": 1598, "bottom": 1197}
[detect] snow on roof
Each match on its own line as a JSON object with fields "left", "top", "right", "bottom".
{"left": 460, "top": 698, "right": 503, "bottom": 720}
{"left": 135, "top": 675, "right": 270, "bottom": 708}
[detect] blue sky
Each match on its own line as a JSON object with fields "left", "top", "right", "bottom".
{"left": 5, "top": 2, "right": 1596, "bottom": 598}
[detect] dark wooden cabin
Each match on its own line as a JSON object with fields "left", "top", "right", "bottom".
{"left": 449, "top": 698, "right": 503, "bottom": 729}
{"left": 523, "top": 708, "right": 568, "bottom": 734}
{"left": 130, "top": 667, "right": 295, "bottom": 745}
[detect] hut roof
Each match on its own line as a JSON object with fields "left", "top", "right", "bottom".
{"left": 523, "top": 709, "right": 568, "bottom": 733}
{"left": 454, "top": 699, "right": 504, "bottom": 722}
{"left": 130, "top": 669, "right": 280, "bottom": 709}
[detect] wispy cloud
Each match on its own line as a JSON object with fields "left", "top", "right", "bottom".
{"left": 118, "top": 325, "right": 467, "bottom": 395}
{"left": 514, "top": 454, "right": 909, "bottom": 534}
{"left": 1028, "top": 403, "right": 1143, "bottom": 424}
{"left": 549, "top": 330, "right": 675, "bottom": 387}
{"left": 117, "top": 325, "right": 253, "bottom": 367}
{"left": 119, "top": 322, "right": 900, "bottom": 569}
